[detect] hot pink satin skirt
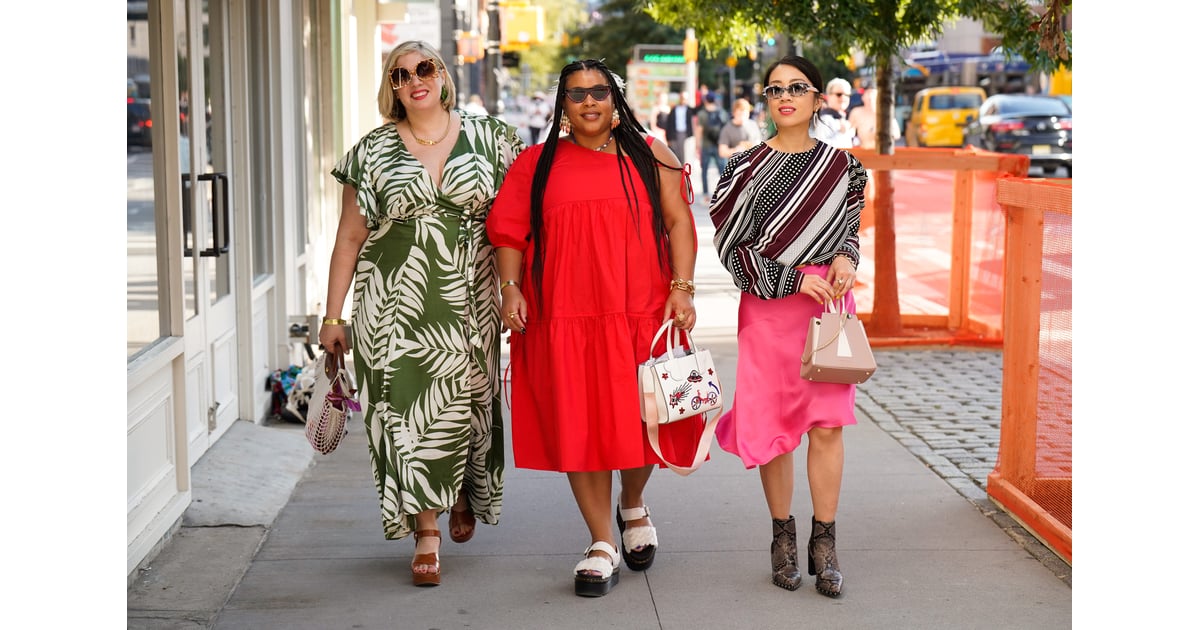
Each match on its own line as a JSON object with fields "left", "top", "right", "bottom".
{"left": 715, "top": 268, "right": 858, "bottom": 468}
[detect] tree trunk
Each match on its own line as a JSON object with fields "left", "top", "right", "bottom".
{"left": 870, "top": 55, "right": 902, "bottom": 335}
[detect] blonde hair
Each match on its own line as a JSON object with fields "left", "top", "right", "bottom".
{"left": 377, "top": 41, "right": 456, "bottom": 122}
{"left": 824, "top": 77, "right": 852, "bottom": 95}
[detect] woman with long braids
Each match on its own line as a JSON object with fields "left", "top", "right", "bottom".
{"left": 486, "top": 59, "right": 703, "bottom": 598}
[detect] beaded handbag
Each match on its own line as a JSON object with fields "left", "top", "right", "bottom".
{"left": 305, "top": 350, "right": 359, "bottom": 454}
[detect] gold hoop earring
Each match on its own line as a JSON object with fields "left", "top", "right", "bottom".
{"left": 559, "top": 113, "right": 571, "bottom": 136}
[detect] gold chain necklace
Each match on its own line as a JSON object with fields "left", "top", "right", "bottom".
{"left": 407, "top": 113, "right": 453, "bottom": 146}
{"left": 572, "top": 133, "right": 613, "bottom": 152}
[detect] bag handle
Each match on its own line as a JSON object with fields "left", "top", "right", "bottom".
{"left": 320, "top": 348, "right": 359, "bottom": 410}
{"left": 322, "top": 343, "right": 346, "bottom": 380}
{"left": 647, "top": 319, "right": 684, "bottom": 362}
{"left": 641, "top": 394, "right": 722, "bottom": 477}
{"left": 802, "top": 298, "right": 849, "bottom": 363}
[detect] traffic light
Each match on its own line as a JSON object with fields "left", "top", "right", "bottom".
{"left": 683, "top": 33, "right": 698, "bottom": 62}
{"left": 500, "top": 2, "right": 544, "bottom": 52}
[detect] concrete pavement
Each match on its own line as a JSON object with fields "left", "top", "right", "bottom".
{"left": 127, "top": 205, "right": 1071, "bottom": 629}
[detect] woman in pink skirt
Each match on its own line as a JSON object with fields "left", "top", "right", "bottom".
{"left": 708, "top": 55, "right": 867, "bottom": 598}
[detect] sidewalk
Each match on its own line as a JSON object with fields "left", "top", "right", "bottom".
{"left": 128, "top": 206, "right": 1071, "bottom": 629}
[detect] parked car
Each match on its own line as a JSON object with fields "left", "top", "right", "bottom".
{"left": 128, "top": 97, "right": 153, "bottom": 147}
{"left": 904, "top": 86, "right": 987, "bottom": 147}
{"left": 964, "top": 94, "right": 1072, "bottom": 177}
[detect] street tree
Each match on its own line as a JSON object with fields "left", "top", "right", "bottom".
{"left": 565, "top": 0, "right": 686, "bottom": 72}
{"left": 643, "top": 0, "right": 1072, "bottom": 336}
{"left": 562, "top": 0, "right": 746, "bottom": 88}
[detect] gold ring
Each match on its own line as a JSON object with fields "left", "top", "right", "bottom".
{"left": 508, "top": 312, "right": 517, "bottom": 319}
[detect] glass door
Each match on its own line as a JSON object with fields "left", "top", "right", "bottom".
{"left": 180, "top": 0, "right": 240, "bottom": 460}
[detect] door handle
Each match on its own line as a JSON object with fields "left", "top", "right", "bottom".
{"left": 181, "top": 172, "right": 230, "bottom": 257}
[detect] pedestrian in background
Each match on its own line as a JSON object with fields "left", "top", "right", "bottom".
{"left": 717, "top": 97, "right": 763, "bottom": 160}
{"left": 318, "top": 40, "right": 525, "bottom": 588}
{"left": 487, "top": 58, "right": 702, "bottom": 599}
{"left": 649, "top": 91, "right": 671, "bottom": 140}
{"left": 528, "top": 90, "right": 551, "bottom": 143}
{"left": 848, "top": 87, "right": 900, "bottom": 150}
{"left": 463, "top": 93, "right": 489, "bottom": 115}
{"left": 815, "top": 77, "right": 855, "bottom": 148}
{"left": 697, "top": 92, "right": 730, "bottom": 203}
{"left": 708, "top": 55, "right": 867, "bottom": 598}
{"left": 658, "top": 91, "right": 696, "bottom": 166}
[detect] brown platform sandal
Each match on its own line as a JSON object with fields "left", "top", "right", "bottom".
{"left": 449, "top": 494, "right": 476, "bottom": 544}
{"left": 412, "top": 529, "right": 441, "bottom": 587}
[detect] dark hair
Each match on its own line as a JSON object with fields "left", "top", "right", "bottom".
{"left": 762, "top": 55, "right": 824, "bottom": 94}
{"left": 527, "top": 59, "right": 673, "bottom": 302}
{"left": 761, "top": 55, "right": 825, "bottom": 135}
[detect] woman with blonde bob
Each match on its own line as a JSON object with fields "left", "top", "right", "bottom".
{"left": 318, "top": 40, "right": 525, "bottom": 587}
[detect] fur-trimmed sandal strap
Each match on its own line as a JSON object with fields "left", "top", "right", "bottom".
{"left": 618, "top": 505, "right": 658, "bottom": 549}
{"left": 622, "top": 524, "right": 659, "bottom": 549}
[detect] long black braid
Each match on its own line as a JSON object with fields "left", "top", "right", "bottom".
{"left": 527, "top": 59, "right": 679, "bottom": 307}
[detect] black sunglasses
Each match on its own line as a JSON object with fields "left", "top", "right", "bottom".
{"left": 390, "top": 58, "right": 440, "bottom": 88}
{"left": 762, "top": 82, "right": 817, "bottom": 100}
{"left": 564, "top": 85, "right": 612, "bottom": 103}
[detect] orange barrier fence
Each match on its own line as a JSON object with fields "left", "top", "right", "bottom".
{"left": 849, "top": 147, "right": 1072, "bottom": 563}
{"left": 848, "top": 147, "right": 1027, "bottom": 346}
{"left": 987, "top": 177, "right": 1073, "bottom": 564}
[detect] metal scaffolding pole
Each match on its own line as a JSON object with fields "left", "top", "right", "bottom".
{"left": 484, "top": 0, "right": 501, "bottom": 114}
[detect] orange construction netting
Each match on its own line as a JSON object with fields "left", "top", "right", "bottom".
{"left": 990, "top": 177, "right": 1072, "bottom": 563}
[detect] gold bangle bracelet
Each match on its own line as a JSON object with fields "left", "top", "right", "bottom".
{"left": 669, "top": 278, "right": 695, "bottom": 296}
{"left": 323, "top": 317, "right": 348, "bottom": 326}
{"left": 833, "top": 254, "right": 858, "bottom": 270}
{"left": 500, "top": 280, "right": 520, "bottom": 289}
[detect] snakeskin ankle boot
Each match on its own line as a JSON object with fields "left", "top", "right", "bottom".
{"left": 770, "top": 516, "right": 802, "bottom": 591}
{"left": 807, "top": 517, "right": 843, "bottom": 597}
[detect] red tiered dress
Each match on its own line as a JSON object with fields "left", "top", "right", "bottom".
{"left": 486, "top": 138, "right": 704, "bottom": 472}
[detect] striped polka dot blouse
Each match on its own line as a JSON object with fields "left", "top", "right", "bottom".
{"left": 709, "top": 141, "right": 867, "bottom": 299}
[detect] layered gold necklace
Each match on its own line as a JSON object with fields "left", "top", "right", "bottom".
{"left": 408, "top": 113, "right": 453, "bottom": 146}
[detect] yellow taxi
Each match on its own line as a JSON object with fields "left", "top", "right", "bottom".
{"left": 904, "top": 86, "right": 987, "bottom": 147}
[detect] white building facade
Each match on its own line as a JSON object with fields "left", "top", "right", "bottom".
{"left": 125, "top": 0, "right": 475, "bottom": 579}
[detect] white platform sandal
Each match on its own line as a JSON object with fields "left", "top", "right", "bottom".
{"left": 617, "top": 505, "right": 658, "bottom": 571}
{"left": 574, "top": 541, "right": 621, "bottom": 597}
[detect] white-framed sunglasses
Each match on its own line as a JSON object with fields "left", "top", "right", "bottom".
{"left": 762, "top": 82, "right": 818, "bottom": 100}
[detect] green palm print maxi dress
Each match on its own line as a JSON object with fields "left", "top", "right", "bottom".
{"left": 331, "top": 112, "right": 525, "bottom": 540}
